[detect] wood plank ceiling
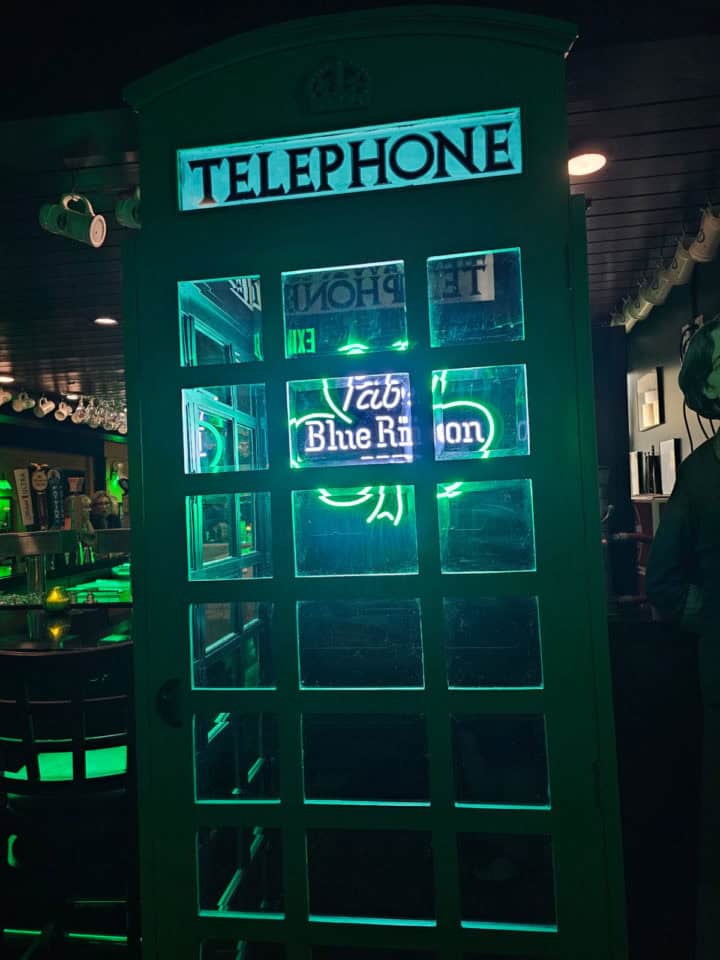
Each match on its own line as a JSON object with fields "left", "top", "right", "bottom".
{"left": 568, "top": 36, "right": 720, "bottom": 324}
{"left": 0, "top": 30, "right": 717, "bottom": 408}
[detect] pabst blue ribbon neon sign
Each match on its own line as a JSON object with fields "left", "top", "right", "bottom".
{"left": 288, "top": 371, "right": 496, "bottom": 469}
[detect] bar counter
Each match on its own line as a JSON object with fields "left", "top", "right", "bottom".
{"left": 0, "top": 606, "right": 132, "bottom": 651}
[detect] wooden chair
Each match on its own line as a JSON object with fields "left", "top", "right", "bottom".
{"left": 0, "top": 642, "right": 137, "bottom": 957}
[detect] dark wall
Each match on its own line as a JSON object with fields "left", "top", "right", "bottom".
{"left": 593, "top": 325, "right": 634, "bottom": 529}
{"left": 0, "top": 416, "right": 121, "bottom": 494}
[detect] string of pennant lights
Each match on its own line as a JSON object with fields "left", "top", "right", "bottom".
{"left": 0, "top": 387, "right": 127, "bottom": 434}
{"left": 611, "top": 202, "right": 720, "bottom": 333}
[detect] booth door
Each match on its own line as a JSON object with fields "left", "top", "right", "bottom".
{"left": 128, "top": 176, "right": 619, "bottom": 959}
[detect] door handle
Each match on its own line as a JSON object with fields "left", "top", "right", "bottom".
{"left": 156, "top": 677, "right": 183, "bottom": 728}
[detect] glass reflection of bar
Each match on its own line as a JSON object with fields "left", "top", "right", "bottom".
{"left": 191, "top": 602, "right": 275, "bottom": 689}
{"left": 292, "top": 485, "right": 418, "bottom": 577}
{"left": 196, "top": 826, "right": 283, "bottom": 916}
{"left": 282, "top": 260, "right": 408, "bottom": 359}
{"left": 437, "top": 480, "right": 535, "bottom": 573}
{"left": 179, "top": 275, "right": 263, "bottom": 367}
{"left": 182, "top": 385, "right": 268, "bottom": 474}
{"left": 428, "top": 248, "right": 524, "bottom": 346}
{"left": 186, "top": 493, "right": 272, "bottom": 580}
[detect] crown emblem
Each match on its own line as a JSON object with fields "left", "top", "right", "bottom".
{"left": 304, "top": 58, "right": 370, "bottom": 113}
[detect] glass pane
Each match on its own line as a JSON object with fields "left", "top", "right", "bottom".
{"left": 428, "top": 248, "right": 524, "bottom": 346}
{"left": 307, "top": 830, "right": 434, "bottom": 922}
{"left": 438, "top": 480, "right": 535, "bottom": 573}
{"left": 191, "top": 602, "right": 275, "bottom": 689}
{"left": 457, "top": 834, "right": 555, "bottom": 927}
{"left": 283, "top": 261, "right": 407, "bottom": 358}
{"left": 187, "top": 494, "right": 272, "bottom": 581}
{"left": 288, "top": 372, "right": 414, "bottom": 469}
{"left": 183, "top": 385, "right": 268, "bottom": 473}
{"left": 444, "top": 597, "right": 542, "bottom": 688}
{"left": 303, "top": 714, "right": 428, "bottom": 802}
{"left": 293, "top": 486, "right": 418, "bottom": 577}
{"left": 195, "top": 714, "right": 279, "bottom": 801}
{"left": 432, "top": 365, "right": 528, "bottom": 461}
{"left": 202, "top": 942, "right": 284, "bottom": 960}
{"left": 452, "top": 714, "right": 548, "bottom": 806}
{"left": 179, "top": 276, "right": 263, "bottom": 366}
{"left": 297, "top": 599, "right": 423, "bottom": 688}
{"left": 197, "top": 826, "right": 283, "bottom": 916}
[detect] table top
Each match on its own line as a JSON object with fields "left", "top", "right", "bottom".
{"left": 0, "top": 607, "right": 132, "bottom": 651}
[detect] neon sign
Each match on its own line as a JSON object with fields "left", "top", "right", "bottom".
{"left": 287, "top": 367, "right": 527, "bottom": 467}
{"left": 315, "top": 482, "right": 463, "bottom": 523}
{"left": 178, "top": 109, "right": 522, "bottom": 211}
{"left": 317, "top": 485, "right": 406, "bottom": 525}
{"left": 288, "top": 373, "right": 414, "bottom": 468}
{"left": 432, "top": 365, "right": 528, "bottom": 461}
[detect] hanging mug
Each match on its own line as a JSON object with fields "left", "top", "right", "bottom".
{"left": 33, "top": 395, "right": 56, "bottom": 418}
{"left": 115, "top": 187, "right": 141, "bottom": 229}
{"left": 689, "top": 206, "right": 720, "bottom": 263}
{"left": 12, "top": 391, "right": 35, "bottom": 412}
{"left": 71, "top": 397, "right": 87, "bottom": 424}
{"left": 0, "top": 388, "right": 12, "bottom": 406}
{"left": 54, "top": 401, "right": 72, "bottom": 422}
{"left": 39, "top": 194, "right": 107, "bottom": 248}
{"left": 642, "top": 266, "right": 673, "bottom": 306}
{"left": 666, "top": 238, "right": 695, "bottom": 285}
{"left": 87, "top": 406, "right": 103, "bottom": 428}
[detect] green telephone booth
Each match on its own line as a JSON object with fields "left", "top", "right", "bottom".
{"left": 124, "top": 7, "right": 626, "bottom": 959}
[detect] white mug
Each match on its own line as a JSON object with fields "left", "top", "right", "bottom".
{"left": 12, "top": 391, "right": 35, "bottom": 412}
{"left": 39, "top": 194, "right": 107, "bottom": 249}
{"left": 71, "top": 398, "right": 87, "bottom": 424}
{"left": 54, "top": 401, "right": 72, "bottom": 422}
{"left": 33, "top": 395, "right": 56, "bottom": 417}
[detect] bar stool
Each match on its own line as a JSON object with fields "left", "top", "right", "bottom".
{"left": 0, "top": 643, "right": 138, "bottom": 958}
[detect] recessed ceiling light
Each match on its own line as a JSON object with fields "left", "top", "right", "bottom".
{"left": 94, "top": 316, "right": 119, "bottom": 326}
{"left": 568, "top": 151, "right": 608, "bottom": 177}
{"left": 0, "top": 375, "right": 14, "bottom": 384}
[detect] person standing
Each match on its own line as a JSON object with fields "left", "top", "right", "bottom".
{"left": 89, "top": 490, "right": 121, "bottom": 530}
{"left": 646, "top": 316, "right": 720, "bottom": 959}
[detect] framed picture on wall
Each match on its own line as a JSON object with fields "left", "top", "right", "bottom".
{"left": 637, "top": 367, "right": 665, "bottom": 431}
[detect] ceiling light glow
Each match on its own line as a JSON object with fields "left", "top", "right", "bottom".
{"left": 568, "top": 152, "right": 607, "bottom": 177}
{"left": 0, "top": 375, "right": 14, "bottom": 384}
{"left": 94, "top": 316, "right": 119, "bottom": 326}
